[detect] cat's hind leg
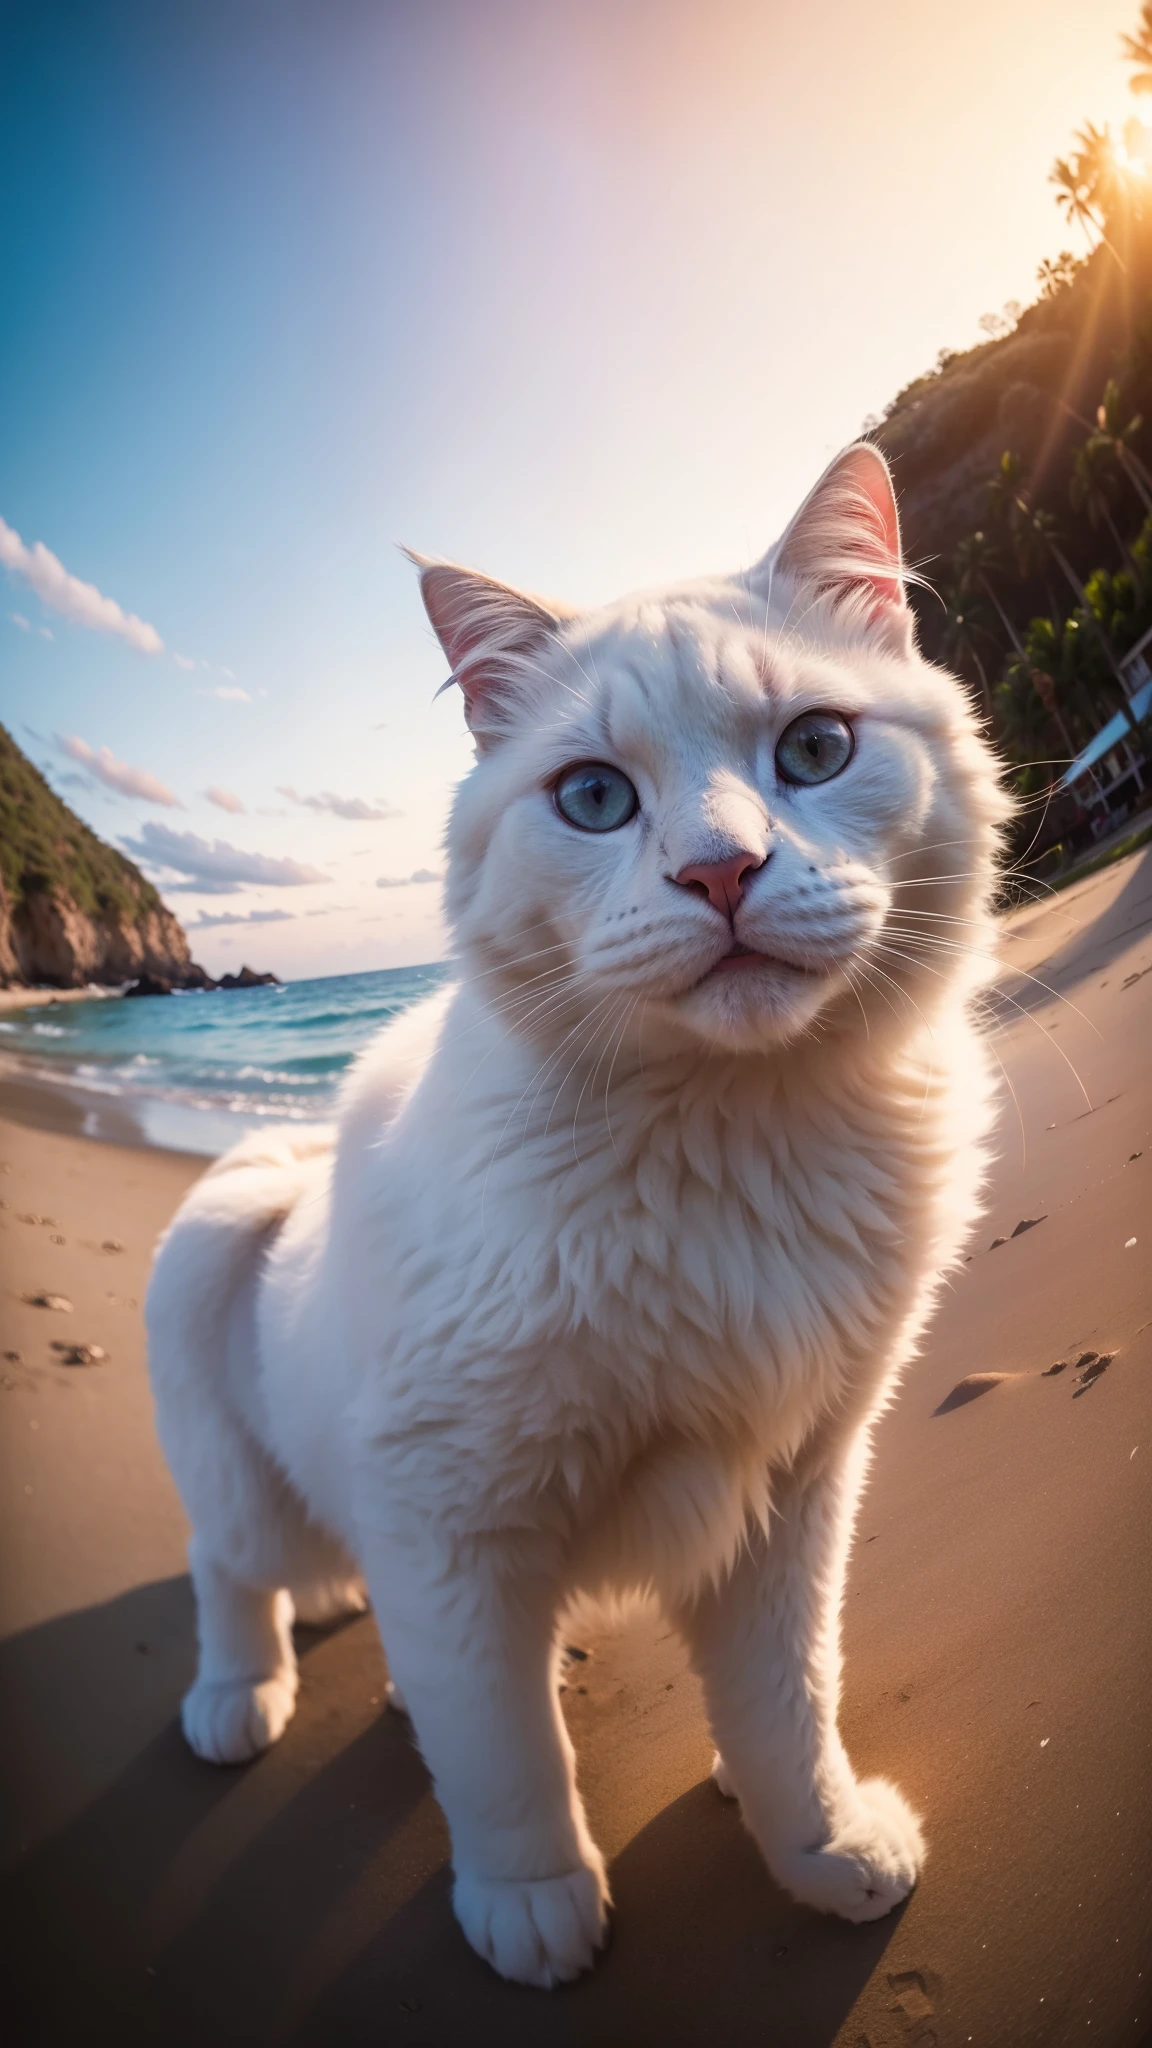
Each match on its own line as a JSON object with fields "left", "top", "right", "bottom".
{"left": 147, "top": 1126, "right": 350, "bottom": 1764}
{"left": 180, "top": 1479, "right": 365, "bottom": 1764}
{"left": 181, "top": 1537, "right": 299, "bottom": 1765}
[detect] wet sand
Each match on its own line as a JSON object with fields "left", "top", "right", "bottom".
{"left": 2, "top": 852, "right": 1151, "bottom": 2047}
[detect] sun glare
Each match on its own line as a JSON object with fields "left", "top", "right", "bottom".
{"left": 1119, "top": 116, "right": 1152, "bottom": 171}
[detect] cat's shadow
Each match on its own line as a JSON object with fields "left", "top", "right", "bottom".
{"left": 1, "top": 1576, "right": 900, "bottom": 2048}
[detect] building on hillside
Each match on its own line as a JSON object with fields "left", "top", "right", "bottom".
{"left": 1061, "top": 626, "right": 1152, "bottom": 832}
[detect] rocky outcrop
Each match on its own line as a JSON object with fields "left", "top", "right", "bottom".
{"left": 0, "top": 723, "right": 216, "bottom": 990}
{"left": 0, "top": 874, "right": 211, "bottom": 990}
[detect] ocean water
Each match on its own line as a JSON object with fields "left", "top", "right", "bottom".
{"left": 0, "top": 963, "right": 449, "bottom": 1155}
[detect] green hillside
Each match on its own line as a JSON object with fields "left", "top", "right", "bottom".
{"left": 868, "top": 6, "right": 1152, "bottom": 850}
{"left": 0, "top": 722, "right": 164, "bottom": 924}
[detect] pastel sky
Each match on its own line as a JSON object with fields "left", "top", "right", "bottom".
{"left": 1, "top": 0, "right": 1137, "bottom": 979}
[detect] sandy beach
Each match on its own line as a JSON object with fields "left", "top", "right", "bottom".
{"left": 1, "top": 851, "right": 1150, "bottom": 2048}
{"left": 0, "top": 986, "right": 125, "bottom": 1013}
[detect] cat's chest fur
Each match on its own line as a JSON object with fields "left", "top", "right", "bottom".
{"left": 339, "top": 1022, "right": 964, "bottom": 1488}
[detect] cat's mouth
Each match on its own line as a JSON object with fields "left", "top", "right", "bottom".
{"left": 703, "top": 942, "right": 821, "bottom": 979}
{"left": 709, "top": 942, "right": 807, "bottom": 974}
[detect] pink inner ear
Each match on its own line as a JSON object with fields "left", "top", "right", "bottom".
{"left": 419, "top": 566, "right": 494, "bottom": 677}
{"left": 414, "top": 559, "right": 568, "bottom": 738}
{"left": 851, "top": 452, "right": 903, "bottom": 614}
{"left": 774, "top": 443, "right": 907, "bottom": 625}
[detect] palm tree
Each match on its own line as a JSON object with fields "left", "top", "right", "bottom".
{"left": 1093, "top": 379, "right": 1152, "bottom": 512}
{"left": 1121, "top": 2, "right": 1152, "bottom": 94}
{"left": 1038, "top": 530, "right": 1140, "bottom": 731}
{"left": 1025, "top": 617, "right": 1112, "bottom": 753}
{"left": 984, "top": 455, "right": 1061, "bottom": 615}
{"left": 1014, "top": 506, "right": 1064, "bottom": 625}
{"left": 986, "top": 449, "right": 1029, "bottom": 535}
{"left": 953, "top": 531, "right": 1027, "bottom": 659}
{"left": 1050, "top": 127, "right": 1130, "bottom": 270}
{"left": 1026, "top": 666, "right": 1080, "bottom": 767}
{"left": 979, "top": 456, "right": 1139, "bottom": 733}
{"left": 1036, "top": 251, "right": 1079, "bottom": 297}
{"left": 994, "top": 669, "right": 1053, "bottom": 770}
{"left": 1050, "top": 155, "right": 1100, "bottom": 251}
{"left": 1071, "top": 436, "right": 1134, "bottom": 567}
{"left": 941, "top": 593, "right": 996, "bottom": 720}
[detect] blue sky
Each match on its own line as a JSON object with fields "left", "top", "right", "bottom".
{"left": 1, "top": 0, "right": 1137, "bottom": 977}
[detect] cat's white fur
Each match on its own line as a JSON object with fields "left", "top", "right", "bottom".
{"left": 147, "top": 445, "right": 1008, "bottom": 1987}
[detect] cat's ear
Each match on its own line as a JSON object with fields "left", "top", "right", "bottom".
{"left": 757, "top": 444, "right": 912, "bottom": 651}
{"left": 407, "top": 552, "right": 576, "bottom": 747}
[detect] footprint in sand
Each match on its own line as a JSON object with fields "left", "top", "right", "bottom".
{"left": 885, "top": 1966, "right": 944, "bottom": 2043}
{"left": 49, "top": 1342, "right": 107, "bottom": 1368}
{"left": 1044, "top": 1350, "right": 1115, "bottom": 1394}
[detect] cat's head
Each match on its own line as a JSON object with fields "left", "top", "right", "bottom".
{"left": 417, "top": 445, "right": 1009, "bottom": 1058}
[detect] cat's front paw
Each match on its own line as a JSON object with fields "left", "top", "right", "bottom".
{"left": 181, "top": 1672, "right": 298, "bottom": 1765}
{"left": 772, "top": 1777, "right": 924, "bottom": 1924}
{"left": 453, "top": 1862, "right": 610, "bottom": 1987}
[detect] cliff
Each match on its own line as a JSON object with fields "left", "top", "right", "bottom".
{"left": 0, "top": 723, "right": 209, "bottom": 990}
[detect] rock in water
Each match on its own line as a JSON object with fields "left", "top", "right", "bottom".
{"left": 216, "top": 965, "right": 281, "bottom": 989}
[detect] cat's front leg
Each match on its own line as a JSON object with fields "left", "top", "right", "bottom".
{"left": 357, "top": 1510, "right": 609, "bottom": 1987}
{"left": 677, "top": 1434, "right": 924, "bottom": 1924}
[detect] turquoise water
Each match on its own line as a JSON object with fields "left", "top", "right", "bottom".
{"left": 0, "top": 963, "right": 449, "bottom": 1155}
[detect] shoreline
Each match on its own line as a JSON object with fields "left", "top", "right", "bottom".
{"left": 0, "top": 1058, "right": 327, "bottom": 1161}
{"left": 0, "top": 1065, "right": 168, "bottom": 1151}
{"left": 0, "top": 984, "right": 125, "bottom": 1014}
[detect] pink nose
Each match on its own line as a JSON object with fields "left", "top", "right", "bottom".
{"left": 674, "top": 850, "right": 764, "bottom": 920}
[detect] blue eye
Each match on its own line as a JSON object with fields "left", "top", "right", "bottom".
{"left": 775, "top": 712, "right": 855, "bottom": 787}
{"left": 554, "top": 762, "right": 638, "bottom": 832}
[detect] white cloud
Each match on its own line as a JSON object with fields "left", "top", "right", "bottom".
{"left": 120, "top": 820, "right": 328, "bottom": 892}
{"left": 221, "top": 667, "right": 237, "bottom": 680}
{"left": 39, "top": 626, "right": 53, "bottom": 641}
{"left": 174, "top": 653, "right": 196, "bottom": 671}
{"left": 10, "top": 612, "right": 30, "bottom": 631}
{"left": 58, "top": 734, "right": 183, "bottom": 807}
{"left": 278, "top": 785, "right": 399, "bottom": 821}
{"left": 0, "top": 515, "right": 163, "bottom": 654}
{"left": 376, "top": 867, "right": 442, "bottom": 888}
{"left": 188, "top": 907, "right": 294, "bottom": 930}
{"left": 205, "top": 785, "right": 245, "bottom": 814}
{"left": 199, "top": 684, "right": 252, "bottom": 702}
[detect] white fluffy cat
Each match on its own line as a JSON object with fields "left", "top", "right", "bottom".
{"left": 147, "top": 444, "right": 1007, "bottom": 1988}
